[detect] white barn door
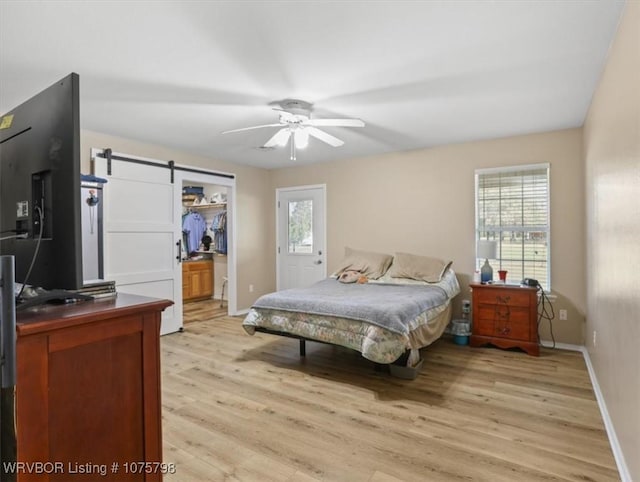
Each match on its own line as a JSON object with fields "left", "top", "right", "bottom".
{"left": 93, "top": 152, "right": 182, "bottom": 334}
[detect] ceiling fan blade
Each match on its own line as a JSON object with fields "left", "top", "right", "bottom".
{"left": 304, "top": 118, "right": 365, "bottom": 128}
{"left": 264, "top": 128, "right": 291, "bottom": 147}
{"left": 221, "top": 123, "right": 283, "bottom": 134}
{"left": 306, "top": 126, "right": 344, "bottom": 147}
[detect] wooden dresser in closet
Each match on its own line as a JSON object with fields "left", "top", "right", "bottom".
{"left": 182, "top": 258, "right": 213, "bottom": 302}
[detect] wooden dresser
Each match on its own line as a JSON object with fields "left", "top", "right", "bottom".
{"left": 16, "top": 294, "right": 172, "bottom": 481}
{"left": 469, "top": 283, "right": 539, "bottom": 356}
{"left": 182, "top": 259, "right": 213, "bottom": 302}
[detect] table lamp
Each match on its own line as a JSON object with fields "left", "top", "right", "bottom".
{"left": 477, "top": 240, "right": 497, "bottom": 283}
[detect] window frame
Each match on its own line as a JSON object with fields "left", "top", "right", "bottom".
{"left": 474, "top": 163, "right": 551, "bottom": 290}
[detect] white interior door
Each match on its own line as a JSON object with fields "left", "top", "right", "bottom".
{"left": 94, "top": 153, "right": 182, "bottom": 335}
{"left": 277, "top": 185, "right": 326, "bottom": 290}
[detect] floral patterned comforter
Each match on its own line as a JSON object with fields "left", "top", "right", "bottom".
{"left": 242, "top": 270, "right": 460, "bottom": 364}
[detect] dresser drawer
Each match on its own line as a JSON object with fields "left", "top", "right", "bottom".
{"left": 184, "top": 259, "right": 212, "bottom": 272}
{"left": 474, "top": 288, "right": 532, "bottom": 308}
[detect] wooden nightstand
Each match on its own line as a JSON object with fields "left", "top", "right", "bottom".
{"left": 469, "top": 283, "right": 539, "bottom": 356}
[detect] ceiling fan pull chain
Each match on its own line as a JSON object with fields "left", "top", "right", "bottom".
{"left": 290, "top": 136, "right": 296, "bottom": 161}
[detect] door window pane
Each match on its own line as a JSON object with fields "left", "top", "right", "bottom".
{"left": 288, "top": 200, "right": 313, "bottom": 253}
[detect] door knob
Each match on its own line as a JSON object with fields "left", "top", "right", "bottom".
{"left": 314, "top": 260, "right": 322, "bottom": 265}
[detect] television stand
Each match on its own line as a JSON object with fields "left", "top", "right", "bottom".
{"left": 16, "top": 290, "right": 93, "bottom": 311}
{"left": 15, "top": 294, "right": 172, "bottom": 481}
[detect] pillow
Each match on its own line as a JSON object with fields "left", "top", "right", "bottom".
{"left": 388, "top": 252, "right": 453, "bottom": 283}
{"left": 333, "top": 247, "right": 393, "bottom": 280}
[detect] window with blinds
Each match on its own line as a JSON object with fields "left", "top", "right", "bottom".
{"left": 475, "top": 164, "right": 550, "bottom": 290}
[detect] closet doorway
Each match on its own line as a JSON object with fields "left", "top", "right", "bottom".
{"left": 180, "top": 175, "right": 234, "bottom": 320}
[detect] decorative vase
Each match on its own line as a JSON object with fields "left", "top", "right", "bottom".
{"left": 480, "top": 259, "right": 493, "bottom": 283}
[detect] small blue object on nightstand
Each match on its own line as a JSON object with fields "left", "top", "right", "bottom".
{"left": 477, "top": 240, "right": 497, "bottom": 283}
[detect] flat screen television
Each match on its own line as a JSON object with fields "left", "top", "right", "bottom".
{"left": 0, "top": 73, "right": 84, "bottom": 303}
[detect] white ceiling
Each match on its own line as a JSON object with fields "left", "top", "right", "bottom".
{"left": 0, "top": 1, "right": 625, "bottom": 169}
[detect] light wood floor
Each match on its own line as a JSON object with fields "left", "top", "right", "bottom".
{"left": 162, "top": 300, "right": 619, "bottom": 481}
{"left": 183, "top": 297, "right": 228, "bottom": 321}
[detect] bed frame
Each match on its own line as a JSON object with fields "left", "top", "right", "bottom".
{"left": 252, "top": 326, "right": 410, "bottom": 372}
{"left": 253, "top": 326, "right": 325, "bottom": 357}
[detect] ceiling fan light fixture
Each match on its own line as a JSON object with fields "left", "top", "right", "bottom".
{"left": 294, "top": 129, "right": 309, "bottom": 149}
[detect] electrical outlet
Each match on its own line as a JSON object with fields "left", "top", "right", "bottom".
{"left": 559, "top": 309, "right": 567, "bottom": 321}
{"left": 593, "top": 330, "right": 597, "bottom": 347}
{"left": 249, "top": 284, "right": 254, "bottom": 293}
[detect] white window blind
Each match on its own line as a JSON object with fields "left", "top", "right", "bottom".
{"left": 475, "top": 164, "right": 550, "bottom": 289}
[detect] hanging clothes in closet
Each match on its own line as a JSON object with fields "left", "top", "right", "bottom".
{"left": 182, "top": 210, "right": 207, "bottom": 255}
{"left": 211, "top": 210, "right": 227, "bottom": 254}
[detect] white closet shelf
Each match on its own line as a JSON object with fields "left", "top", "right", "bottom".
{"left": 185, "top": 202, "right": 227, "bottom": 209}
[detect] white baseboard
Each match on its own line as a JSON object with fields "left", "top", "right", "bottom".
{"left": 574, "top": 345, "right": 632, "bottom": 482}
{"left": 231, "top": 308, "right": 249, "bottom": 316}
{"left": 539, "top": 340, "right": 583, "bottom": 351}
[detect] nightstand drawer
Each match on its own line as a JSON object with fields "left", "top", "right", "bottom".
{"left": 475, "top": 306, "right": 532, "bottom": 340}
{"left": 474, "top": 288, "right": 532, "bottom": 308}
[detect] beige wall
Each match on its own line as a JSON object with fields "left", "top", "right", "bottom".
{"left": 271, "top": 128, "right": 585, "bottom": 344}
{"left": 80, "top": 130, "right": 276, "bottom": 311}
{"left": 74, "top": 6, "right": 639, "bottom": 477}
{"left": 583, "top": 2, "right": 640, "bottom": 479}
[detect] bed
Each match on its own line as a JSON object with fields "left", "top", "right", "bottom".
{"left": 242, "top": 250, "right": 460, "bottom": 369}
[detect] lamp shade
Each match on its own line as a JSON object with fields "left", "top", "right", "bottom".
{"left": 477, "top": 240, "right": 497, "bottom": 260}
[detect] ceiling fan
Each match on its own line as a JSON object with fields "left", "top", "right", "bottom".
{"left": 221, "top": 99, "right": 365, "bottom": 160}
